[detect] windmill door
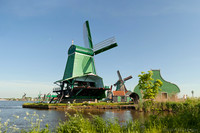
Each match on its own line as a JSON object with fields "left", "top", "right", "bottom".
{"left": 117, "top": 96, "right": 121, "bottom": 102}
{"left": 127, "top": 97, "right": 130, "bottom": 102}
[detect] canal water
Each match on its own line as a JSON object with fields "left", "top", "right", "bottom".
{"left": 0, "top": 101, "right": 150, "bottom": 131}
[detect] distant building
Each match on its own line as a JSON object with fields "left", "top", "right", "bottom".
{"left": 133, "top": 70, "right": 180, "bottom": 101}
{"left": 107, "top": 90, "right": 113, "bottom": 100}
{"left": 112, "top": 91, "right": 131, "bottom": 102}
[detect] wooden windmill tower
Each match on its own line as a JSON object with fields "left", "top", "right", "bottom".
{"left": 114, "top": 70, "right": 132, "bottom": 92}
{"left": 53, "top": 21, "right": 118, "bottom": 103}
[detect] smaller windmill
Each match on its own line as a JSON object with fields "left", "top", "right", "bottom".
{"left": 22, "top": 93, "right": 26, "bottom": 100}
{"left": 114, "top": 70, "right": 132, "bottom": 92}
{"left": 37, "top": 92, "right": 42, "bottom": 101}
{"left": 45, "top": 92, "right": 51, "bottom": 101}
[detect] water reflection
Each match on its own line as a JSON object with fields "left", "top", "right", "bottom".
{"left": 64, "top": 109, "right": 152, "bottom": 123}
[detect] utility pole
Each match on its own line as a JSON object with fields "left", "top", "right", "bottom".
{"left": 191, "top": 90, "right": 194, "bottom": 98}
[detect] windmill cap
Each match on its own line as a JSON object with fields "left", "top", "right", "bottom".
{"left": 68, "top": 45, "right": 94, "bottom": 56}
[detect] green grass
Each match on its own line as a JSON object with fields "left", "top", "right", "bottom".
{"left": 24, "top": 98, "right": 200, "bottom": 112}
{"left": 72, "top": 102, "right": 132, "bottom": 106}
{"left": 56, "top": 112, "right": 143, "bottom": 133}
{"left": 135, "top": 97, "right": 200, "bottom": 112}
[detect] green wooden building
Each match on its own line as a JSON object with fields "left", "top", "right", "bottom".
{"left": 133, "top": 70, "right": 180, "bottom": 101}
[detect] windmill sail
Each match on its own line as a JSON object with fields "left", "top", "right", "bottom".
{"left": 83, "top": 21, "right": 93, "bottom": 49}
{"left": 124, "top": 76, "right": 133, "bottom": 81}
{"left": 93, "top": 37, "right": 117, "bottom": 55}
{"left": 117, "top": 70, "right": 123, "bottom": 80}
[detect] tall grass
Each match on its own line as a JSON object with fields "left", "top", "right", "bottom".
{"left": 135, "top": 97, "right": 200, "bottom": 112}
{"left": 144, "top": 105, "right": 200, "bottom": 133}
{"left": 56, "top": 105, "right": 200, "bottom": 133}
{"left": 56, "top": 112, "right": 143, "bottom": 133}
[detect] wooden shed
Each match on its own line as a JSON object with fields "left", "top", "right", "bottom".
{"left": 112, "top": 91, "right": 130, "bottom": 102}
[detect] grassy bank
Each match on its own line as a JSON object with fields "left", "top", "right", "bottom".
{"left": 23, "top": 102, "right": 135, "bottom": 110}
{"left": 23, "top": 98, "right": 200, "bottom": 112}
{"left": 135, "top": 98, "right": 200, "bottom": 112}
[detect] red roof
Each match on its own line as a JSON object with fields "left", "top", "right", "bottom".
{"left": 113, "top": 91, "right": 125, "bottom": 96}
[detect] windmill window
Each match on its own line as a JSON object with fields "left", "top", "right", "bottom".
{"left": 89, "top": 82, "right": 95, "bottom": 87}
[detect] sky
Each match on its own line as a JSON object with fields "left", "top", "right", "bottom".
{"left": 0, "top": 0, "right": 200, "bottom": 98}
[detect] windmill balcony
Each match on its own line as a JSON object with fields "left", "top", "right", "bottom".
{"left": 53, "top": 87, "right": 62, "bottom": 92}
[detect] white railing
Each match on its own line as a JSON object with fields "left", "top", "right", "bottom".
{"left": 53, "top": 87, "right": 61, "bottom": 92}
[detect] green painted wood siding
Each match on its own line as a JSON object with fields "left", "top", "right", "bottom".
{"left": 117, "top": 96, "right": 121, "bottom": 102}
{"left": 134, "top": 70, "right": 180, "bottom": 99}
{"left": 63, "top": 52, "right": 96, "bottom": 80}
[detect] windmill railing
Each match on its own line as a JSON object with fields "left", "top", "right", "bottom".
{"left": 53, "top": 87, "right": 62, "bottom": 92}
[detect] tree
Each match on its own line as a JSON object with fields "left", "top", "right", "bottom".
{"left": 138, "top": 71, "right": 163, "bottom": 101}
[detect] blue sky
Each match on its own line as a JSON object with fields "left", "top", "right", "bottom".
{"left": 0, "top": 0, "right": 200, "bottom": 98}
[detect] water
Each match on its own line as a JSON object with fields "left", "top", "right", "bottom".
{"left": 0, "top": 101, "right": 150, "bottom": 131}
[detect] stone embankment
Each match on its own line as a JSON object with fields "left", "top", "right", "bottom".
{"left": 23, "top": 104, "right": 135, "bottom": 110}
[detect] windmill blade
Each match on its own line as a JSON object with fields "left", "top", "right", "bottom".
{"left": 124, "top": 76, "right": 133, "bottom": 81}
{"left": 83, "top": 21, "right": 93, "bottom": 49}
{"left": 110, "top": 85, "right": 113, "bottom": 91}
{"left": 114, "top": 80, "right": 119, "bottom": 86}
{"left": 117, "top": 70, "right": 123, "bottom": 80}
{"left": 93, "top": 37, "right": 117, "bottom": 55}
{"left": 22, "top": 93, "right": 26, "bottom": 98}
{"left": 47, "top": 92, "right": 51, "bottom": 96}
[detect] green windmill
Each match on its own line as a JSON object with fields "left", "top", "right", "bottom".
{"left": 53, "top": 21, "right": 118, "bottom": 103}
